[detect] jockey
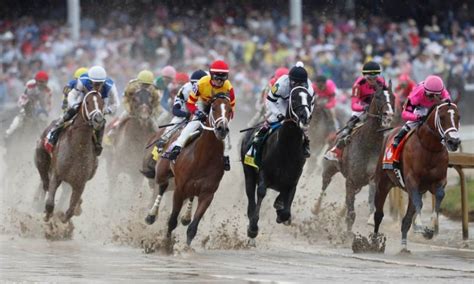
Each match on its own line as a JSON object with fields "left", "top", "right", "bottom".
{"left": 324, "top": 61, "right": 389, "bottom": 161}
{"left": 164, "top": 60, "right": 236, "bottom": 171}
{"left": 155, "top": 69, "right": 207, "bottom": 152}
{"left": 253, "top": 62, "right": 315, "bottom": 158}
{"left": 62, "top": 67, "right": 88, "bottom": 112}
{"left": 109, "top": 70, "right": 161, "bottom": 134}
{"left": 392, "top": 75, "right": 451, "bottom": 148}
{"left": 154, "top": 65, "right": 176, "bottom": 114}
{"left": 247, "top": 67, "right": 289, "bottom": 127}
{"left": 394, "top": 73, "right": 416, "bottom": 114}
{"left": 44, "top": 65, "right": 119, "bottom": 155}
{"left": 5, "top": 70, "right": 52, "bottom": 138}
{"left": 313, "top": 75, "right": 339, "bottom": 130}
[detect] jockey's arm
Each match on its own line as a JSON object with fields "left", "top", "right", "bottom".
{"left": 67, "top": 88, "right": 83, "bottom": 109}
{"left": 401, "top": 99, "right": 418, "bottom": 122}
{"left": 351, "top": 85, "right": 365, "bottom": 112}
{"left": 172, "top": 91, "right": 189, "bottom": 118}
{"left": 265, "top": 87, "right": 285, "bottom": 122}
{"left": 105, "top": 84, "right": 120, "bottom": 115}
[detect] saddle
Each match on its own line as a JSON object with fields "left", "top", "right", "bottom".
{"left": 244, "top": 123, "right": 282, "bottom": 169}
{"left": 382, "top": 128, "right": 416, "bottom": 188}
{"left": 152, "top": 128, "right": 202, "bottom": 162}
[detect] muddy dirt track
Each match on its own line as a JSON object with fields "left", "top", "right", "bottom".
{"left": 1, "top": 112, "right": 473, "bottom": 283}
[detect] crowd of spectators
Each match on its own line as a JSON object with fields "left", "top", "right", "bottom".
{"left": 0, "top": 2, "right": 473, "bottom": 115}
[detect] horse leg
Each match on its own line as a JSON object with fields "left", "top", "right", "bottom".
{"left": 44, "top": 175, "right": 61, "bottom": 222}
{"left": 62, "top": 183, "right": 85, "bottom": 223}
{"left": 345, "top": 180, "right": 358, "bottom": 232}
{"left": 145, "top": 181, "right": 168, "bottom": 225}
{"left": 166, "top": 191, "right": 184, "bottom": 239}
{"left": 186, "top": 192, "right": 215, "bottom": 246}
{"left": 430, "top": 185, "right": 445, "bottom": 236}
{"left": 367, "top": 181, "right": 376, "bottom": 226}
{"left": 314, "top": 159, "right": 339, "bottom": 214}
{"left": 248, "top": 176, "right": 266, "bottom": 240}
{"left": 277, "top": 186, "right": 296, "bottom": 225}
{"left": 244, "top": 167, "right": 258, "bottom": 239}
{"left": 400, "top": 198, "right": 416, "bottom": 253}
{"left": 411, "top": 188, "right": 427, "bottom": 235}
{"left": 180, "top": 197, "right": 194, "bottom": 226}
{"left": 373, "top": 178, "right": 392, "bottom": 235}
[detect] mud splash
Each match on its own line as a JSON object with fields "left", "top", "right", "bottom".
{"left": 352, "top": 233, "right": 386, "bottom": 253}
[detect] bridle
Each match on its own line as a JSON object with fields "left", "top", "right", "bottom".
{"left": 201, "top": 93, "right": 230, "bottom": 132}
{"left": 366, "top": 90, "right": 393, "bottom": 121}
{"left": 423, "top": 102, "right": 459, "bottom": 142}
{"left": 81, "top": 91, "right": 104, "bottom": 128}
{"left": 288, "top": 86, "right": 312, "bottom": 125}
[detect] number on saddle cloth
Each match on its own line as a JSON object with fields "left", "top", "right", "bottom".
{"left": 244, "top": 122, "right": 282, "bottom": 169}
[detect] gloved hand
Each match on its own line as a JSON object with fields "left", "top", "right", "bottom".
{"left": 277, "top": 114, "right": 285, "bottom": 122}
{"left": 195, "top": 110, "right": 207, "bottom": 121}
{"left": 363, "top": 105, "right": 370, "bottom": 112}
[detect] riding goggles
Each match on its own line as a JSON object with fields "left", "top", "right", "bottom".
{"left": 425, "top": 91, "right": 441, "bottom": 98}
{"left": 211, "top": 72, "right": 228, "bottom": 81}
{"left": 364, "top": 74, "right": 380, "bottom": 80}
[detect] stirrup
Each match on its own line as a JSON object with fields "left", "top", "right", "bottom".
{"left": 224, "top": 156, "right": 230, "bottom": 171}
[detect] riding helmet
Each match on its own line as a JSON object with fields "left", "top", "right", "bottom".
{"left": 190, "top": 69, "right": 207, "bottom": 83}
{"left": 289, "top": 63, "right": 308, "bottom": 83}
{"left": 362, "top": 61, "right": 382, "bottom": 75}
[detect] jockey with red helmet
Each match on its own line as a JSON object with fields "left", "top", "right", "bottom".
{"left": 5, "top": 70, "right": 52, "bottom": 138}
{"left": 325, "top": 61, "right": 390, "bottom": 161}
{"left": 247, "top": 67, "right": 289, "bottom": 127}
{"left": 394, "top": 73, "right": 416, "bottom": 114}
{"left": 155, "top": 69, "right": 208, "bottom": 152}
{"left": 392, "top": 75, "right": 451, "bottom": 148}
{"left": 164, "top": 60, "right": 235, "bottom": 171}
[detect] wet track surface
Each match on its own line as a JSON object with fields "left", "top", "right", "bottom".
{"left": 1, "top": 113, "right": 473, "bottom": 283}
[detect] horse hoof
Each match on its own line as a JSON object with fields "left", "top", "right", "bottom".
{"left": 145, "top": 215, "right": 156, "bottom": 225}
{"left": 276, "top": 211, "right": 291, "bottom": 224}
{"left": 399, "top": 248, "right": 411, "bottom": 255}
{"left": 422, "top": 228, "right": 435, "bottom": 240}
{"left": 283, "top": 218, "right": 292, "bottom": 226}
{"left": 247, "top": 238, "right": 256, "bottom": 247}
{"left": 181, "top": 217, "right": 191, "bottom": 226}
{"left": 273, "top": 199, "right": 284, "bottom": 210}
{"left": 45, "top": 204, "right": 54, "bottom": 214}
{"left": 247, "top": 226, "right": 258, "bottom": 239}
{"left": 43, "top": 214, "right": 51, "bottom": 222}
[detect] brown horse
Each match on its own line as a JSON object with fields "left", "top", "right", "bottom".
{"left": 107, "top": 88, "right": 155, "bottom": 191}
{"left": 35, "top": 91, "right": 105, "bottom": 223}
{"left": 373, "top": 101, "right": 461, "bottom": 252}
{"left": 315, "top": 84, "right": 394, "bottom": 232}
{"left": 145, "top": 93, "right": 232, "bottom": 246}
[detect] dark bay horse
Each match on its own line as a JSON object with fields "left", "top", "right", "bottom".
{"left": 315, "top": 84, "right": 394, "bottom": 232}
{"left": 373, "top": 101, "right": 460, "bottom": 252}
{"left": 35, "top": 91, "right": 105, "bottom": 223}
{"left": 146, "top": 93, "right": 232, "bottom": 246}
{"left": 241, "top": 86, "right": 312, "bottom": 243}
{"left": 107, "top": 88, "right": 155, "bottom": 191}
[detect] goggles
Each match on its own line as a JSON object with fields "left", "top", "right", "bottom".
{"left": 211, "top": 72, "right": 228, "bottom": 81}
{"left": 425, "top": 91, "right": 441, "bottom": 98}
{"left": 364, "top": 73, "right": 379, "bottom": 80}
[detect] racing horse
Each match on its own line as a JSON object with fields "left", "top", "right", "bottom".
{"left": 241, "top": 86, "right": 312, "bottom": 242}
{"left": 106, "top": 88, "right": 155, "bottom": 192}
{"left": 373, "top": 101, "right": 460, "bottom": 252}
{"left": 35, "top": 90, "right": 105, "bottom": 223}
{"left": 315, "top": 83, "right": 394, "bottom": 232}
{"left": 146, "top": 93, "right": 232, "bottom": 247}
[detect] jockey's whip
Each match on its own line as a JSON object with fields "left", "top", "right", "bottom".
{"left": 239, "top": 126, "right": 257, "bottom": 133}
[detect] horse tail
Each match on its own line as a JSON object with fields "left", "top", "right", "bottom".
{"left": 140, "top": 168, "right": 155, "bottom": 179}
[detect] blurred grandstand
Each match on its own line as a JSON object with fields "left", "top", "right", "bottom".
{"left": 1, "top": 0, "right": 473, "bottom": 121}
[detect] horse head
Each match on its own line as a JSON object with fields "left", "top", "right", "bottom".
{"left": 208, "top": 93, "right": 232, "bottom": 141}
{"left": 132, "top": 88, "right": 153, "bottom": 121}
{"left": 288, "top": 86, "right": 312, "bottom": 128}
{"left": 368, "top": 82, "right": 394, "bottom": 128}
{"left": 427, "top": 101, "right": 461, "bottom": 151}
{"left": 81, "top": 90, "right": 105, "bottom": 131}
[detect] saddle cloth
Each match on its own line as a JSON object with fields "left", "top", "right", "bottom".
{"left": 244, "top": 122, "right": 281, "bottom": 169}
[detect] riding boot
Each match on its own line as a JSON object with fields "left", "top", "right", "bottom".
{"left": 164, "top": 145, "right": 182, "bottom": 160}
{"left": 94, "top": 124, "right": 105, "bottom": 156}
{"left": 392, "top": 127, "right": 409, "bottom": 148}
{"left": 253, "top": 123, "right": 270, "bottom": 146}
{"left": 303, "top": 133, "right": 311, "bottom": 158}
{"left": 45, "top": 105, "right": 79, "bottom": 148}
